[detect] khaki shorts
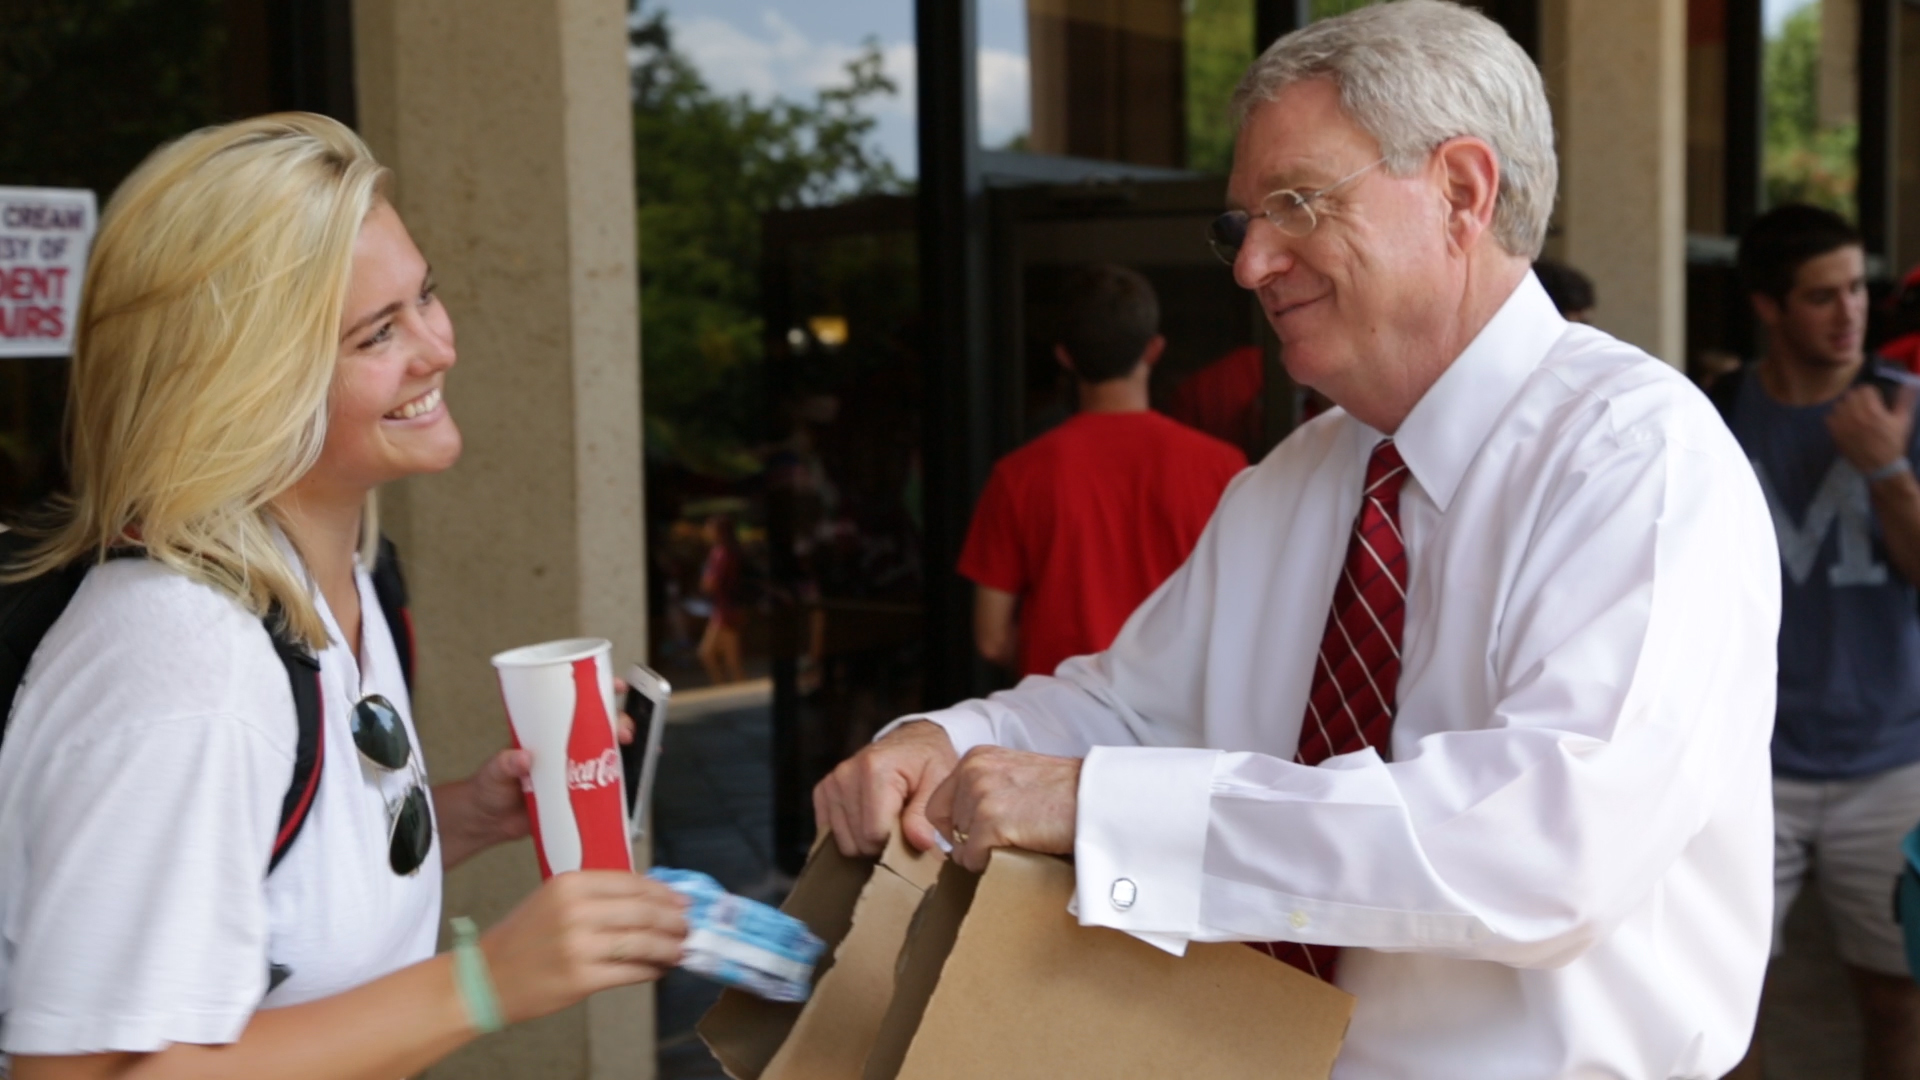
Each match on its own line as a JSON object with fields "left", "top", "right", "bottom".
{"left": 1773, "top": 757, "right": 1920, "bottom": 976}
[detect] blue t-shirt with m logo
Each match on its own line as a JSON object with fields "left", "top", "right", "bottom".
{"left": 1729, "top": 365, "right": 1920, "bottom": 779}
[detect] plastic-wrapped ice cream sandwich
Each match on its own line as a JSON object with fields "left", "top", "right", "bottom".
{"left": 650, "top": 868, "right": 825, "bottom": 1003}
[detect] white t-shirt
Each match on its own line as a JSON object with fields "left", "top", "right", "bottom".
{"left": 0, "top": 554, "right": 441, "bottom": 1061}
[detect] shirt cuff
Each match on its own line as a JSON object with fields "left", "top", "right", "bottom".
{"left": 874, "top": 706, "right": 1000, "bottom": 759}
{"left": 1074, "top": 745, "right": 1221, "bottom": 956}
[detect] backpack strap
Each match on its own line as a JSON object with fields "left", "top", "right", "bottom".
{"left": 0, "top": 535, "right": 411, "bottom": 875}
{"left": 0, "top": 530, "right": 89, "bottom": 743}
{"left": 0, "top": 532, "right": 327, "bottom": 876}
{"left": 370, "top": 535, "right": 414, "bottom": 691}
{"left": 256, "top": 534, "right": 415, "bottom": 872}
{"left": 265, "top": 617, "right": 323, "bottom": 874}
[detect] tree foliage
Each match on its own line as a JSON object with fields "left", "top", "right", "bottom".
{"left": 629, "top": 3, "right": 906, "bottom": 477}
{"left": 1185, "top": 0, "right": 1254, "bottom": 175}
{"left": 0, "top": 0, "right": 227, "bottom": 199}
{"left": 1763, "top": 3, "right": 1857, "bottom": 218}
{"left": 1311, "top": 0, "right": 1382, "bottom": 19}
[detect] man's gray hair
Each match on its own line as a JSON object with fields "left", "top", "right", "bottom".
{"left": 1232, "top": 0, "right": 1556, "bottom": 259}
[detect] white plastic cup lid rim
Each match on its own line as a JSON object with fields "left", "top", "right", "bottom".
{"left": 490, "top": 637, "right": 613, "bottom": 668}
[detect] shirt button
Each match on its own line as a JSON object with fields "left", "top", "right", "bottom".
{"left": 1110, "top": 878, "right": 1138, "bottom": 911}
{"left": 1290, "top": 910, "right": 1310, "bottom": 930}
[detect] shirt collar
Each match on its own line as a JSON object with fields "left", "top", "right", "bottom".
{"left": 1379, "top": 271, "right": 1568, "bottom": 513}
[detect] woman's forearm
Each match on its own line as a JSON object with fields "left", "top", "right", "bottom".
{"left": 433, "top": 776, "right": 497, "bottom": 870}
{"left": 15, "top": 953, "right": 475, "bottom": 1080}
{"left": 433, "top": 750, "right": 538, "bottom": 871}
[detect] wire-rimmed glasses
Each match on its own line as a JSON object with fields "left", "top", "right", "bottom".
{"left": 1207, "top": 157, "right": 1387, "bottom": 264}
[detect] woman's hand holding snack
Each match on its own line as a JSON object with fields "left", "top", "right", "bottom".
{"left": 481, "top": 870, "right": 689, "bottom": 1024}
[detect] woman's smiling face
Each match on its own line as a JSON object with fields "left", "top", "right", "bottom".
{"left": 310, "top": 200, "right": 461, "bottom": 496}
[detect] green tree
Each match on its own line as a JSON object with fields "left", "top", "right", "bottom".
{"left": 1763, "top": 4, "right": 1857, "bottom": 217}
{"left": 1311, "top": 0, "right": 1381, "bottom": 19}
{"left": 0, "top": 0, "right": 227, "bottom": 199}
{"left": 1185, "top": 0, "right": 1254, "bottom": 175}
{"left": 629, "top": 4, "right": 905, "bottom": 477}
{"left": 1184, "top": 0, "right": 1380, "bottom": 176}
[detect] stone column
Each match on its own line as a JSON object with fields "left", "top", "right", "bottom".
{"left": 352, "top": 1, "right": 651, "bottom": 1077}
{"left": 1540, "top": 0, "right": 1687, "bottom": 366}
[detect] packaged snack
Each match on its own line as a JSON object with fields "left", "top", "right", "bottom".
{"left": 650, "top": 867, "right": 825, "bottom": 1003}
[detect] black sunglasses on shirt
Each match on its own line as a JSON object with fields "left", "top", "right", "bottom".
{"left": 350, "top": 693, "right": 433, "bottom": 876}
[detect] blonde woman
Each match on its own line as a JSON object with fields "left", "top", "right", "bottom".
{"left": 0, "top": 114, "right": 685, "bottom": 1079}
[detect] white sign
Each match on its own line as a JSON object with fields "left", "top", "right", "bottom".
{"left": 0, "top": 186, "right": 97, "bottom": 358}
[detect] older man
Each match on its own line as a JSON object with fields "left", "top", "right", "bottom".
{"left": 814, "top": 2, "right": 1779, "bottom": 1075}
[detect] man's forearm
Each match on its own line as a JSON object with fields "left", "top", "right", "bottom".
{"left": 972, "top": 585, "right": 1020, "bottom": 668}
{"left": 1871, "top": 468, "right": 1920, "bottom": 586}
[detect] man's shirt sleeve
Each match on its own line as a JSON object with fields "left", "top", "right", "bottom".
{"left": 1064, "top": 424, "right": 1780, "bottom": 965}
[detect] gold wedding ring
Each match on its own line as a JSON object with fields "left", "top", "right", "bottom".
{"left": 952, "top": 829, "right": 969, "bottom": 846}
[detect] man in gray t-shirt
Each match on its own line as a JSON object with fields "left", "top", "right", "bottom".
{"left": 1720, "top": 204, "right": 1920, "bottom": 1079}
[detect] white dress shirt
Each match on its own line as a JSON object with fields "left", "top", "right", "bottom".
{"left": 912, "top": 274, "right": 1781, "bottom": 1079}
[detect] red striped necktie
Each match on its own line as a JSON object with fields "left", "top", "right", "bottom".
{"left": 1256, "top": 439, "right": 1410, "bottom": 983}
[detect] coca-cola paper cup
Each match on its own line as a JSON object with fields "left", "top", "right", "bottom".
{"left": 492, "top": 637, "right": 633, "bottom": 877}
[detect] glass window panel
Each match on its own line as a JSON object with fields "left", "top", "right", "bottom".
{"left": 0, "top": 0, "right": 250, "bottom": 517}
{"left": 1688, "top": 0, "right": 1730, "bottom": 235}
{"left": 634, "top": 0, "right": 917, "bottom": 699}
{"left": 1312, "top": 0, "right": 1384, "bottom": 17}
{"left": 1894, "top": 1, "right": 1920, "bottom": 272}
{"left": 1023, "top": 0, "right": 1189, "bottom": 165}
{"left": 981, "top": 0, "right": 1035, "bottom": 150}
{"left": 1006, "top": 194, "right": 1271, "bottom": 456}
{"left": 993, "top": 0, "right": 1255, "bottom": 174}
{"left": 1185, "top": 0, "right": 1255, "bottom": 174}
{"left": 1762, "top": 0, "right": 1859, "bottom": 216}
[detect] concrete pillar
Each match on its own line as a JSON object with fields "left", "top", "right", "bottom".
{"left": 352, "top": 2, "right": 652, "bottom": 1078}
{"left": 1540, "top": 0, "right": 1687, "bottom": 366}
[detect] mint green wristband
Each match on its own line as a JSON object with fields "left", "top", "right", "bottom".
{"left": 450, "top": 916, "right": 506, "bottom": 1034}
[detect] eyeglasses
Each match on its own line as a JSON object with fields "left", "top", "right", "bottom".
{"left": 351, "top": 693, "right": 434, "bottom": 876}
{"left": 1207, "top": 157, "right": 1387, "bottom": 264}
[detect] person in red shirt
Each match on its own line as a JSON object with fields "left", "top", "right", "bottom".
{"left": 1167, "top": 343, "right": 1265, "bottom": 459}
{"left": 960, "top": 264, "right": 1247, "bottom": 677}
{"left": 1882, "top": 264, "right": 1920, "bottom": 374}
{"left": 697, "top": 513, "right": 747, "bottom": 685}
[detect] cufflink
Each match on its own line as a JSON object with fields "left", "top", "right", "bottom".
{"left": 1110, "top": 877, "right": 1138, "bottom": 911}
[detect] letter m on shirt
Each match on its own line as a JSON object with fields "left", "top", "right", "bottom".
{"left": 1755, "top": 459, "right": 1889, "bottom": 587}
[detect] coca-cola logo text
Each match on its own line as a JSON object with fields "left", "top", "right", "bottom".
{"left": 567, "top": 748, "right": 621, "bottom": 791}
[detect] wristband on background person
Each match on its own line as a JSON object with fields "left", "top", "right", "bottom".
{"left": 1868, "top": 457, "right": 1914, "bottom": 484}
{"left": 450, "top": 916, "right": 506, "bottom": 1034}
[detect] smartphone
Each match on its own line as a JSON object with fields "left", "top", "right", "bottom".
{"left": 622, "top": 663, "right": 671, "bottom": 843}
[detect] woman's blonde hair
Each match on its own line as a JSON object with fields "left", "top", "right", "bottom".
{"left": 9, "top": 112, "right": 390, "bottom": 650}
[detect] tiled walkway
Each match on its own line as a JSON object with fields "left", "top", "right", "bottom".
{"left": 649, "top": 702, "right": 1874, "bottom": 1079}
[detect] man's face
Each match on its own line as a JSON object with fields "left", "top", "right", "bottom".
{"left": 1227, "top": 79, "right": 1455, "bottom": 398}
{"left": 1757, "top": 245, "right": 1867, "bottom": 371}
